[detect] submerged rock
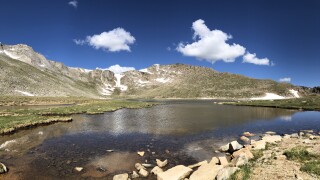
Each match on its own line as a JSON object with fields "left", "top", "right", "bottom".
{"left": 113, "top": 173, "right": 129, "bottom": 180}
{"left": 157, "top": 165, "right": 192, "bottom": 180}
{"left": 156, "top": 159, "right": 168, "bottom": 168}
{"left": 74, "top": 167, "right": 83, "bottom": 172}
{"left": 240, "top": 136, "right": 250, "bottom": 142}
{"left": 0, "top": 162, "right": 7, "bottom": 174}
{"left": 243, "top": 132, "right": 255, "bottom": 137}
{"left": 265, "top": 131, "right": 276, "bottom": 135}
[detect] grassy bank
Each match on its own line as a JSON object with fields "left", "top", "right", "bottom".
{"left": 0, "top": 97, "right": 156, "bottom": 135}
{"left": 223, "top": 95, "right": 320, "bottom": 111}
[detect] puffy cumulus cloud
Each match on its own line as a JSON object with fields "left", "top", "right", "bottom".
{"left": 97, "top": 64, "right": 135, "bottom": 74}
{"left": 74, "top": 28, "right": 136, "bottom": 52}
{"left": 242, "top": 52, "right": 270, "bottom": 66}
{"left": 279, "top": 77, "right": 291, "bottom": 82}
{"left": 177, "top": 19, "right": 246, "bottom": 63}
{"left": 68, "top": 0, "right": 78, "bottom": 8}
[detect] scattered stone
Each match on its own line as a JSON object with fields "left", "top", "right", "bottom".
{"left": 156, "top": 159, "right": 168, "bottom": 168}
{"left": 189, "top": 161, "right": 223, "bottom": 180}
{"left": 262, "top": 135, "right": 282, "bottom": 143}
{"left": 113, "top": 173, "right": 129, "bottom": 180}
{"left": 131, "top": 171, "right": 139, "bottom": 179}
{"left": 229, "top": 141, "right": 243, "bottom": 152}
{"left": 240, "top": 136, "right": 250, "bottom": 142}
{"left": 0, "top": 162, "right": 8, "bottom": 174}
{"left": 151, "top": 166, "right": 163, "bottom": 175}
{"left": 152, "top": 152, "right": 156, "bottom": 155}
{"left": 157, "top": 165, "right": 192, "bottom": 180}
{"left": 135, "top": 163, "right": 145, "bottom": 170}
{"left": 218, "top": 156, "right": 229, "bottom": 166}
{"left": 187, "top": 160, "right": 208, "bottom": 169}
{"left": 231, "top": 153, "right": 248, "bottom": 167}
{"left": 137, "top": 151, "right": 145, "bottom": 157}
{"left": 142, "top": 163, "right": 154, "bottom": 168}
{"left": 303, "top": 139, "right": 311, "bottom": 144}
{"left": 106, "top": 149, "right": 114, "bottom": 152}
{"left": 38, "top": 131, "right": 43, "bottom": 135}
{"left": 265, "top": 131, "right": 276, "bottom": 135}
{"left": 74, "top": 167, "right": 83, "bottom": 172}
{"left": 216, "top": 167, "right": 239, "bottom": 180}
{"left": 243, "top": 132, "right": 255, "bottom": 137}
{"left": 165, "top": 149, "right": 170, "bottom": 154}
{"left": 232, "top": 148, "right": 254, "bottom": 160}
{"left": 251, "top": 140, "right": 266, "bottom": 150}
{"left": 139, "top": 168, "right": 149, "bottom": 177}
{"left": 96, "top": 167, "right": 107, "bottom": 172}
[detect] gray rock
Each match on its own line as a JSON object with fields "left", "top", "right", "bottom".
{"left": 157, "top": 165, "right": 192, "bottom": 180}
{"left": 216, "top": 167, "right": 239, "bottom": 180}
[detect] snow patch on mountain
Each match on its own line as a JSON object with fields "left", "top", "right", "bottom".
{"left": 15, "top": 90, "right": 34, "bottom": 96}
{"left": 114, "top": 74, "right": 128, "bottom": 91}
{"left": 155, "top": 78, "right": 171, "bottom": 83}
{"left": 251, "top": 93, "right": 285, "bottom": 100}
{"left": 4, "top": 50, "right": 20, "bottom": 59}
{"left": 289, "top": 89, "right": 299, "bottom": 98}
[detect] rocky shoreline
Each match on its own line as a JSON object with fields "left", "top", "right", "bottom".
{"left": 110, "top": 130, "right": 320, "bottom": 180}
{"left": 1, "top": 129, "right": 319, "bottom": 179}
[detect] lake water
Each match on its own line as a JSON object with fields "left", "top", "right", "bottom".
{"left": 0, "top": 101, "right": 320, "bottom": 179}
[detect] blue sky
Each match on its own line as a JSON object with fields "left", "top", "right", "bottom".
{"left": 0, "top": 0, "right": 319, "bottom": 87}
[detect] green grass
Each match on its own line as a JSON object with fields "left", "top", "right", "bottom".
{"left": 224, "top": 95, "right": 320, "bottom": 111}
{"left": 229, "top": 164, "right": 252, "bottom": 180}
{"left": 0, "top": 97, "right": 156, "bottom": 134}
{"left": 284, "top": 146, "right": 320, "bottom": 176}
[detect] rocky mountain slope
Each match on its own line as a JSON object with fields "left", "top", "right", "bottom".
{"left": 0, "top": 44, "right": 307, "bottom": 99}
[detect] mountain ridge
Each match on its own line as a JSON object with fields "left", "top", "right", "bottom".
{"left": 0, "top": 44, "right": 308, "bottom": 99}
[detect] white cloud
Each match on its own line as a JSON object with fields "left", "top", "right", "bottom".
{"left": 279, "top": 77, "right": 291, "bottom": 82}
{"left": 97, "top": 64, "right": 135, "bottom": 74}
{"left": 68, "top": 0, "right": 78, "bottom": 8}
{"left": 73, "top": 39, "right": 85, "bottom": 45}
{"left": 242, "top": 52, "right": 270, "bottom": 66}
{"left": 74, "top": 28, "right": 136, "bottom": 52}
{"left": 177, "top": 19, "right": 246, "bottom": 63}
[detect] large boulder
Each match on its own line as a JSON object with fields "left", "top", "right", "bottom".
{"left": 216, "top": 167, "right": 239, "bottom": 180}
{"left": 113, "top": 173, "right": 129, "bottom": 180}
{"left": 250, "top": 140, "right": 266, "bottom": 150}
{"left": 232, "top": 148, "right": 254, "bottom": 160}
{"left": 189, "top": 160, "right": 223, "bottom": 180}
{"left": 139, "top": 168, "right": 149, "bottom": 177}
{"left": 218, "top": 156, "right": 229, "bottom": 166}
{"left": 157, "top": 165, "right": 192, "bottom": 180}
{"left": 219, "top": 141, "right": 243, "bottom": 153}
{"left": 231, "top": 153, "right": 248, "bottom": 167}
{"left": 262, "top": 135, "right": 282, "bottom": 143}
{"left": 151, "top": 166, "right": 163, "bottom": 175}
